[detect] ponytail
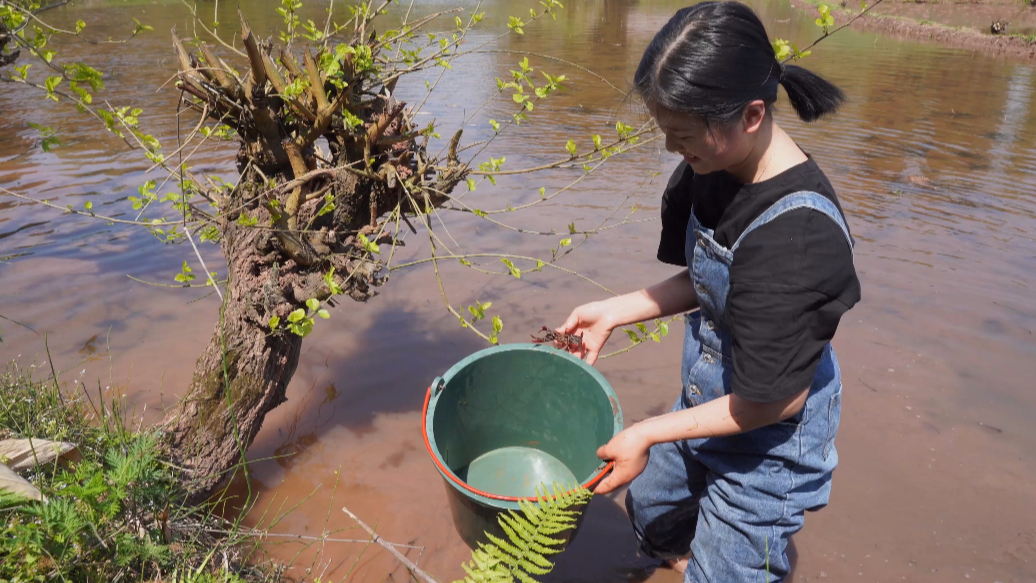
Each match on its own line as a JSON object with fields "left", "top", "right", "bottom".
{"left": 779, "top": 64, "right": 846, "bottom": 122}
{"left": 636, "top": 2, "right": 845, "bottom": 125}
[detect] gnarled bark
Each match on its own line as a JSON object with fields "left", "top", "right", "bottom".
{"left": 165, "top": 218, "right": 303, "bottom": 501}
{"left": 163, "top": 13, "right": 467, "bottom": 501}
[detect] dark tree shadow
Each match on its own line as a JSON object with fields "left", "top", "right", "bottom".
{"left": 245, "top": 302, "right": 485, "bottom": 471}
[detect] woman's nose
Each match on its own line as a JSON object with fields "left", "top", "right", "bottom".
{"left": 664, "top": 134, "right": 679, "bottom": 154}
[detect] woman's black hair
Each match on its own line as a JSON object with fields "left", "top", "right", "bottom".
{"left": 635, "top": 1, "right": 844, "bottom": 124}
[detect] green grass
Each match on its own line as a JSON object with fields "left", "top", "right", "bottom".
{"left": 0, "top": 362, "right": 286, "bottom": 583}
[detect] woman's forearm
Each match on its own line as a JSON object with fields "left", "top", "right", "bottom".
{"left": 633, "top": 389, "right": 810, "bottom": 444}
{"left": 600, "top": 270, "right": 699, "bottom": 329}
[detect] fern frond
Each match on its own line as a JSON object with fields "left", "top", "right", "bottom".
{"left": 485, "top": 532, "right": 526, "bottom": 563}
{"left": 452, "top": 482, "right": 593, "bottom": 583}
{"left": 513, "top": 569, "right": 539, "bottom": 583}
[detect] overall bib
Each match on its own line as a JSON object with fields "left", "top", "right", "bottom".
{"left": 625, "top": 192, "right": 853, "bottom": 582}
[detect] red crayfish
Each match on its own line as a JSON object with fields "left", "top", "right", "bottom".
{"left": 530, "top": 326, "right": 583, "bottom": 348}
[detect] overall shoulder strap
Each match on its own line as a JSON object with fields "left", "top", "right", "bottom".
{"left": 730, "top": 191, "right": 854, "bottom": 260}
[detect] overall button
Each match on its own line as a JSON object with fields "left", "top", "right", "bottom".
{"left": 688, "top": 384, "right": 702, "bottom": 396}
{"left": 705, "top": 320, "right": 716, "bottom": 331}
{"left": 694, "top": 283, "right": 707, "bottom": 294}
{"left": 701, "top": 353, "right": 715, "bottom": 364}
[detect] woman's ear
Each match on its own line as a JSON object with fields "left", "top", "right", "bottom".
{"left": 742, "top": 100, "right": 768, "bottom": 134}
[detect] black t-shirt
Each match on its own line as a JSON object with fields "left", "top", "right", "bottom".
{"left": 658, "top": 158, "right": 861, "bottom": 403}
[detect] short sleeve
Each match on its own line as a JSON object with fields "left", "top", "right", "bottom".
{"left": 727, "top": 209, "right": 860, "bottom": 403}
{"left": 657, "top": 161, "right": 693, "bottom": 266}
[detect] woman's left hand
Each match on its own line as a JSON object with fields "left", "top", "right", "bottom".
{"left": 594, "top": 425, "right": 653, "bottom": 494}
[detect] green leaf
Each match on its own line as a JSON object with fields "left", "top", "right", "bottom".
{"left": 28, "top": 122, "right": 59, "bottom": 152}
{"left": 44, "top": 76, "right": 61, "bottom": 101}
{"left": 565, "top": 139, "right": 577, "bottom": 157}
{"left": 324, "top": 268, "right": 344, "bottom": 295}
{"left": 559, "top": 238, "right": 571, "bottom": 247}
{"left": 287, "top": 309, "right": 306, "bottom": 323}
{"left": 507, "top": 15, "right": 525, "bottom": 35}
{"left": 466, "top": 178, "right": 477, "bottom": 191}
{"left": 615, "top": 121, "right": 634, "bottom": 139}
{"left": 173, "top": 260, "right": 195, "bottom": 284}
{"left": 75, "top": 19, "right": 86, "bottom": 34}
{"left": 492, "top": 315, "right": 503, "bottom": 335}
{"left": 592, "top": 134, "right": 603, "bottom": 150}
{"left": 358, "top": 233, "right": 381, "bottom": 254}
{"left": 623, "top": 328, "right": 640, "bottom": 343}
{"left": 500, "top": 258, "right": 521, "bottom": 279}
{"left": 316, "top": 193, "right": 336, "bottom": 217}
{"left": 306, "top": 298, "right": 320, "bottom": 312}
{"left": 84, "top": 200, "right": 93, "bottom": 211}
{"left": 489, "top": 119, "right": 500, "bottom": 133}
{"left": 659, "top": 321, "right": 669, "bottom": 337}
{"left": 635, "top": 322, "right": 648, "bottom": 334}
{"left": 567, "top": 222, "right": 577, "bottom": 234}
{"left": 772, "top": 38, "right": 792, "bottom": 61}
{"left": 317, "top": 309, "right": 330, "bottom": 319}
{"left": 269, "top": 316, "right": 281, "bottom": 329}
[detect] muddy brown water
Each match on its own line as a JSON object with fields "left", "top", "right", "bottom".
{"left": 2, "top": 0, "right": 1036, "bottom": 581}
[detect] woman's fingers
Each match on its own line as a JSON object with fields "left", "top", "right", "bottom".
{"left": 557, "top": 311, "right": 580, "bottom": 335}
{"left": 584, "top": 347, "right": 599, "bottom": 366}
{"left": 594, "top": 460, "right": 631, "bottom": 494}
{"left": 593, "top": 429, "right": 651, "bottom": 493}
{"left": 595, "top": 474, "right": 620, "bottom": 494}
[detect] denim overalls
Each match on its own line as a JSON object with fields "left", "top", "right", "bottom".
{"left": 625, "top": 192, "right": 853, "bottom": 582}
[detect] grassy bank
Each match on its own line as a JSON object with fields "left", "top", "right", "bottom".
{"left": 0, "top": 362, "right": 287, "bottom": 583}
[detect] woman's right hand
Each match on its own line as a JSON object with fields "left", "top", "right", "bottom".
{"left": 557, "top": 301, "right": 615, "bottom": 365}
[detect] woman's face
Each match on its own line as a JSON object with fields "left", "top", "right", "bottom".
{"left": 647, "top": 101, "right": 755, "bottom": 176}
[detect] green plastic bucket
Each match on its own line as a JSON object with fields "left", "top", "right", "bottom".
{"left": 422, "top": 343, "right": 623, "bottom": 549}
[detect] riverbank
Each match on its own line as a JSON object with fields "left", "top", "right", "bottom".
{"left": 790, "top": 0, "right": 1036, "bottom": 59}
{"left": 0, "top": 363, "right": 287, "bottom": 583}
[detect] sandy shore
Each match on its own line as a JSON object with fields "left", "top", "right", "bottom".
{"left": 790, "top": 0, "right": 1036, "bottom": 59}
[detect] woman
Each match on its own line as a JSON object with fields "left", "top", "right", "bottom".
{"left": 557, "top": 3, "right": 861, "bottom": 581}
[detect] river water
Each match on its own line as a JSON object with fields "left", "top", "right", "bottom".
{"left": 2, "top": 0, "right": 1035, "bottom": 581}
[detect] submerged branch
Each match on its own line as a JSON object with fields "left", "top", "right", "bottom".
{"left": 341, "top": 506, "right": 441, "bottom": 583}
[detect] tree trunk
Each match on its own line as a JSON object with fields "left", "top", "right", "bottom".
{"left": 164, "top": 216, "right": 303, "bottom": 502}
{"left": 162, "top": 16, "right": 468, "bottom": 502}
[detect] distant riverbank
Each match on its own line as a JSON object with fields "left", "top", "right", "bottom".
{"left": 791, "top": 0, "right": 1036, "bottom": 59}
